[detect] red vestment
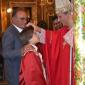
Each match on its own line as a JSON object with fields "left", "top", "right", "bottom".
{"left": 19, "top": 51, "right": 47, "bottom": 85}
{"left": 40, "top": 26, "right": 74, "bottom": 85}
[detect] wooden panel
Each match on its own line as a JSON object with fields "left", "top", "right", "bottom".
{"left": 37, "top": 1, "right": 42, "bottom": 22}
{"left": 1, "top": 0, "right": 38, "bottom": 32}
{"left": 0, "top": 0, "right": 55, "bottom": 31}
{"left": 0, "top": 0, "right": 1, "bottom": 32}
{"left": 10, "top": 0, "right": 36, "bottom": 2}
{"left": 1, "top": 0, "right": 7, "bottom": 32}
{"left": 10, "top": 2, "right": 36, "bottom": 7}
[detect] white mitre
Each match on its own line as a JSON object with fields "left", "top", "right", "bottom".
{"left": 55, "top": 0, "right": 72, "bottom": 14}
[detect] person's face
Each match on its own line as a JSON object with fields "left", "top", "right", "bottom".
{"left": 53, "top": 19, "right": 58, "bottom": 28}
{"left": 57, "top": 12, "right": 69, "bottom": 26}
{"left": 57, "top": 11, "right": 74, "bottom": 27}
{"left": 12, "top": 11, "right": 28, "bottom": 29}
{"left": 29, "top": 32, "right": 40, "bottom": 44}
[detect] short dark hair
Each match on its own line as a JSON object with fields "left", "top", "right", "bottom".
{"left": 20, "top": 25, "right": 34, "bottom": 45}
{"left": 52, "top": 15, "right": 58, "bottom": 21}
{"left": 12, "top": 7, "right": 27, "bottom": 17}
{"left": 37, "top": 20, "right": 48, "bottom": 29}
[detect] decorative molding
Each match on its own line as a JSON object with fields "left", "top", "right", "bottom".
{"left": 47, "top": 0, "right": 54, "bottom": 5}
{"left": 47, "top": 13, "right": 54, "bottom": 29}
{"left": 10, "top": 2, "right": 37, "bottom": 7}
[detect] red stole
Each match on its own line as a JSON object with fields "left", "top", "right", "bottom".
{"left": 19, "top": 51, "right": 47, "bottom": 85}
{"left": 41, "top": 26, "right": 74, "bottom": 85}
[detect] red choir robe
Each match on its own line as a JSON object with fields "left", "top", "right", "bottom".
{"left": 19, "top": 50, "right": 47, "bottom": 85}
{"left": 39, "top": 26, "right": 75, "bottom": 85}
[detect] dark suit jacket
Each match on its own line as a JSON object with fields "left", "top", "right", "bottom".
{"left": 2, "top": 25, "right": 23, "bottom": 85}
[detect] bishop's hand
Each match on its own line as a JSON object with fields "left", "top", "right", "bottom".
{"left": 26, "top": 22, "right": 41, "bottom": 32}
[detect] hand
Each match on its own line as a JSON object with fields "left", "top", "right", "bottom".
{"left": 26, "top": 22, "right": 34, "bottom": 27}
{"left": 26, "top": 22, "right": 41, "bottom": 32}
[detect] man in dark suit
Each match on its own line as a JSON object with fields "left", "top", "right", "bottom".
{"left": 2, "top": 8, "right": 29, "bottom": 85}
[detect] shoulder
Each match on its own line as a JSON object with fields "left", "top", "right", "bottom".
{"left": 22, "top": 51, "right": 38, "bottom": 64}
{"left": 24, "top": 51, "right": 37, "bottom": 58}
{"left": 3, "top": 25, "right": 14, "bottom": 35}
{"left": 2, "top": 25, "right": 18, "bottom": 43}
{"left": 3, "top": 25, "right": 18, "bottom": 38}
{"left": 57, "top": 26, "right": 69, "bottom": 36}
{"left": 59, "top": 26, "right": 69, "bottom": 32}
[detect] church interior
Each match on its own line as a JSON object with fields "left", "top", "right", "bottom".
{"left": 0, "top": 0, "right": 72, "bottom": 85}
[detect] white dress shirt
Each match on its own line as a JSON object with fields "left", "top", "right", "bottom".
{"left": 13, "top": 24, "right": 23, "bottom": 33}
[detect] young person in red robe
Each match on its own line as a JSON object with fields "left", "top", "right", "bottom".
{"left": 19, "top": 26, "right": 47, "bottom": 85}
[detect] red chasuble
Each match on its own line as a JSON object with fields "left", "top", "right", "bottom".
{"left": 19, "top": 51, "right": 47, "bottom": 85}
{"left": 41, "top": 26, "right": 74, "bottom": 85}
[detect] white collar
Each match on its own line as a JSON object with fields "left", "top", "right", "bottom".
{"left": 31, "top": 44, "right": 38, "bottom": 52}
{"left": 13, "top": 24, "right": 23, "bottom": 33}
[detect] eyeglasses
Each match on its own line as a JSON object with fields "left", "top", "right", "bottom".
{"left": 16, "top": 17, "right": 28, "bottom": 21}
{"left": 20, "top": 17, "right": 28, "bottom": 21}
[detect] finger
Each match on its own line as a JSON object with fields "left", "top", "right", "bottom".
{"left": 26, "top": 22, "right": 33, "bottom": 27}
